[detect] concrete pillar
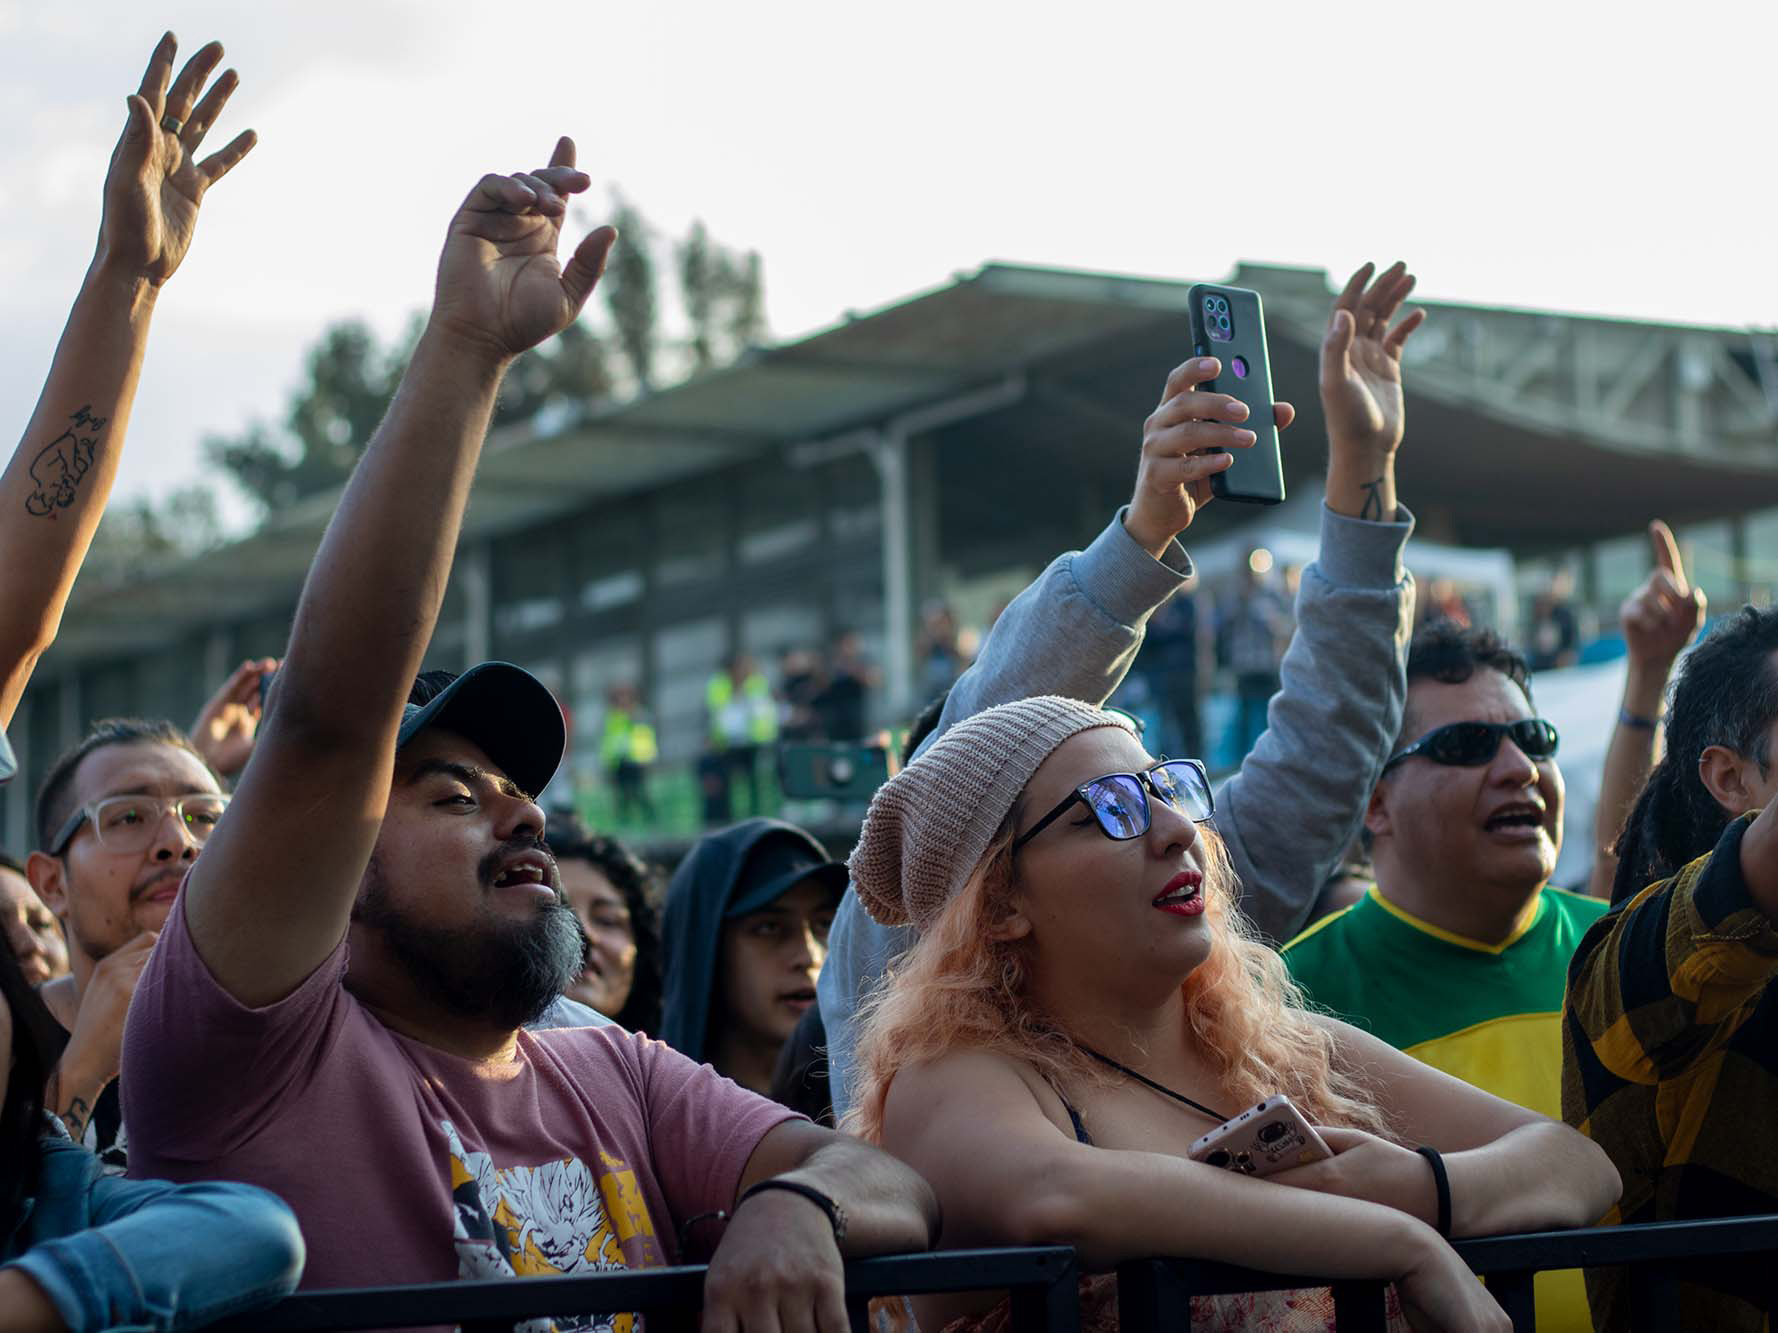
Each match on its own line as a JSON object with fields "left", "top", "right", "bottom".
{"left": 462, "top": 542, "right": 493, "bottom": 669}
{"left": 871, "top": 429, "right": 915, "bottom": 722}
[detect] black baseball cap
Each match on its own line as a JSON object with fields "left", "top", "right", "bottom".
{"left": 396, "top": 662, "right": 565, "bottom": 798}
{"left": 727, "top": 830, "right": 849, "bottom": 918}
{"left": 0, "top": 723, "right": 15, "bottom": 786}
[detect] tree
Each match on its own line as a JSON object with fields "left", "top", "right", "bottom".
{"left": 204, "top": 197, "right": 763, "bottom": 517}
{"left": 603, "top": 194, "right": 659, "bottom": 393}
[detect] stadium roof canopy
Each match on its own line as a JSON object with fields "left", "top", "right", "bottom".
{"left": 42, "top": 261, "right": 1778, "bottom": 671}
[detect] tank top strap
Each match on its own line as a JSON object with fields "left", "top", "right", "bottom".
{"left": 1040, "top": 1075, "right": 1093, "bottom": 1146}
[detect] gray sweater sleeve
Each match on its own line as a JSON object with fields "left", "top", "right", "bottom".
{"left": 1217, "top": 503, "right": 1416, "bottom": 944}
{"left": 819, "top": 510, "right": 1190, "bottom": 1117}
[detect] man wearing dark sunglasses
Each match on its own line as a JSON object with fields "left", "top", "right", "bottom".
{"left": 1283, "top": 620, "right": 1608, "bottom": 1332}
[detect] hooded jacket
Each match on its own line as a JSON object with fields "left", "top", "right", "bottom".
{"left": 660, "top": 818, "right": 841, "bottom": 1063}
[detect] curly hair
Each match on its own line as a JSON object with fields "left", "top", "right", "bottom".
{"left": 547, "top": 816, "right": 664, "bottom": 1034}
{"left": 843, "top": 810, "right": 1390, "bottom": 1145}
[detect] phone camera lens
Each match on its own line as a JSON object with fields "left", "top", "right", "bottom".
{"left": 1203, "top": 297, "right": 1216, "bottom": 311}
{"left": 1257, "top": 1121, "right": 1288, "bottom": 1145}
{"left": 1215, "top": 298, "right": 1228, "bottom": 311}
{"left": 1205, "top": 1149, "right": 1232, "bottom": 1168}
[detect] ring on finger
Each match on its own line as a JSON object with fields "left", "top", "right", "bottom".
{"left": 160, "top": 113, "right": 184, "bottom": 135}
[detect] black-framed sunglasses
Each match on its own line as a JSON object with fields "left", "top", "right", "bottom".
{"left": 1012, "top": 758, "right": 1214, "bottom": 853}
{"left": 1381, "top": 719, "right": 1560, "bottom": 775}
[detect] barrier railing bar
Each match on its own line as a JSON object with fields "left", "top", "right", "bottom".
{"left": 1116, "top": 1215, "right": 1778, "bottom": 1332}
{"left": 216, "top": 1247, "right": 1078, "bottom": 1333}
{"left": 1328, "top": 1281, "right": 1386, "bottom": 1333}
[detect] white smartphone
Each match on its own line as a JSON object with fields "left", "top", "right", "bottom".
{"left": 1187, "top": 1095, "right": 1332, "bottom": 1178}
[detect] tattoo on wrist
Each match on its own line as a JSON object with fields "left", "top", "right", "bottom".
{"left": 1359, "top": 477, "right": 1386, "bottom": 522}
{"left": 26, "top": 406, "right": 108, "bottom": 519}
{"left": 58, "top": 1095, "right": 92, "bottom": 1142}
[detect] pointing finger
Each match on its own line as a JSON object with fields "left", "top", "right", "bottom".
{"left": 549, "top": 135, "right": 577, "bottom": 170}
{"left": 1649, "top": 519, "right": 1688, "bottom": 592}
{"left": 137, "top": 31, "right": 177, "bottom": 113}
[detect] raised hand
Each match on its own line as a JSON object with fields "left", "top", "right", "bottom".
{"left": 431, "top": 137, "right": 619, "bottom": 362}
{"left": 1320, "top": 261, "right": 1426, "bottom": 462}
{"left": 1622, "top": 520, "right": 1707, "bottom": 671}
{"left": 103, "top": 33, "right": 257, "bottom": 286}
{"left": 1124, "top": 356, "right": 1297, "bottom": 557}
{"left": 191, "top": 657, "right": 278, "bottom": 778}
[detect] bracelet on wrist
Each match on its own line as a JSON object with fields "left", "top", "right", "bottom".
{"left": 737, "top": 1179, "right": 847, "bottom": 1245}
{"left": 1618, "top": 708, "right": 1659, "bottom": 731}
{"left": 1415, "top": 1146, "right": 1452, "bottom": 1237}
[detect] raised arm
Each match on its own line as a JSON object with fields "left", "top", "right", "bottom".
{"left": 180, "top": 142, "right": 616, "bottom": 1005}
{"left": 0, "top": 34, "right": 254, "bottom": 727}
{"left": 1588, "top": 521, "right": 1705, "bottom": 898}
{"left": 1217, "top": 263, "right": 1423, "bottom": 943}
{"left": 819, "top": 360, "right": 1295, "bottom": 1115}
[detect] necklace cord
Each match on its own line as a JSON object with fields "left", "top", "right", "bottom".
{"left": 1078, "top": 1044, "right": 1234, "bottom": 1124}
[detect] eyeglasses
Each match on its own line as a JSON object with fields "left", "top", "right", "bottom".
{"left": 49, "top": 793, "right": 230, "bottom": 857}
{"left": 1013, "top": 759, "right": 1214, "bottom": 853}
{"left": 1381, "top": 719, "right": 1560, "bottom": 775}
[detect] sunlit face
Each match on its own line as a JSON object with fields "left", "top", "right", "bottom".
{"left": 560, "top": 859, "right": 637, "bottom": 1018}
{"left": 1369, "top": 670, "right": 1565, "bottom": 898}
{"left": 0, "top": 865, "right": 68, "bottom": 987}
{"left": 1008, "top": 728, "right": 1214, "bottom": 991}
{"left": 350, "top": 729, "right": 582, "bottom": 1029}
{"left": 33, "top": 742, "right": 220, "bottom": 965}
{"left": 716, "top": 878, "right": 834, "bottom": 1054}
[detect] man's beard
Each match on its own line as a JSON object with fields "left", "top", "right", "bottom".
{"left": 353, "top": 855, "right": 583, "bottom": 1031}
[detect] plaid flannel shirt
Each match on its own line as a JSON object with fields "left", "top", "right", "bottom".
{"left": 1562, "top": 813, "right": 1778, "bottom": 1332}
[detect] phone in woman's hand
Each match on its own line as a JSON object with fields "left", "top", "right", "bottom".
{"left": 1188, "top": 1095, "right": 1332, "bottom": 1177}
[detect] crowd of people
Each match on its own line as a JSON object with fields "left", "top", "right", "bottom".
{"left": 2, "top": 30, "right": 1774, "bottom": 1333}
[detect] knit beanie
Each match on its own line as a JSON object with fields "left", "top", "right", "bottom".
{"left": 849, "top": 696, "right": 1137, "bottom": 931}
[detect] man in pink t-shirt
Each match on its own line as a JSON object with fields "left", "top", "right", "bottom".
{"left": 121, "top": 139, "right": 937, "bottom": 1332}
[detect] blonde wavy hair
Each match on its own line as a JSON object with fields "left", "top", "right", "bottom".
{"left": 844, "top": 805, "right": 1391, "bottom": 1144}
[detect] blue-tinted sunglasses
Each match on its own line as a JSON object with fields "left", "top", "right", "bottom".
{"left": 1013, "top": 759, "right": 1214, "bottom": 853}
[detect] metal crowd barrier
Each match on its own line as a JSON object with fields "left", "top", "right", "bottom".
{"left": 1115, "top": 1213, "right": 1778, "bottom": 1332}
{"left": 212, "top": 1245, "right": 1081, "bottom": 1333}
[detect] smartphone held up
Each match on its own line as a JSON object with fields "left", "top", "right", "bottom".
{"left": 1187, "top": 284, "right": 1285, "bottom": 506}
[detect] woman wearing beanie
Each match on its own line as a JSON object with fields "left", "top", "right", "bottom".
{"left": 845, "top": 696, "right": 1618, "bottom": 1333}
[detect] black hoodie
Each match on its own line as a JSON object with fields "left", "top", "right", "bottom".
{"left": 659, "top": 818, "right": 845, "bottom": 1064}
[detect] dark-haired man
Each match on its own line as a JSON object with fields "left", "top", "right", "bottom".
{"left": 25, "top": 718, "right": 224, "bottom": 1171}
{"left": 124, "top": 142, "right": 936, "bottom": 1319}
{"left": 1282, "top": 620, "right": 1609, "bottom": 1330}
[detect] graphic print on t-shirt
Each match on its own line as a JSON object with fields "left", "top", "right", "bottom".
{"left": 444, "top": 1119, "right": 656, "bottom": 1333}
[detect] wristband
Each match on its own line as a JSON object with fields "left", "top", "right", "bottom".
{"left": 1416, "top": 1146, "right": 1452, "bottom": 1237}
{"left": 1619, "top": 708, "right": 1659, "bottom": 731}
{"left": 737, "top": 1179, "right": 847, "bottom": 1245}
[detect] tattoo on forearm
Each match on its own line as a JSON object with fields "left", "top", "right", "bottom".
{"left": 58, "top": 1095, "right": 92, "bottom": 1143}
{"left": 1360, "top": 477, "right": 1386, "bottom": 522}
{"left": 25, "top": 405, "right": 108, "bottom": 519}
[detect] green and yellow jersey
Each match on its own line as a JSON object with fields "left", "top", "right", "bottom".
{"left": 1282, "top": 884, "right": 1609, "bottom": 1332}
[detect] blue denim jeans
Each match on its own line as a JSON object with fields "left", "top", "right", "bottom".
{"left": 2, "top": 1133, "right": 303, "bottom": 1331}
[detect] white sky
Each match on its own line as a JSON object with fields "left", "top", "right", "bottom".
{"left": 2, "top": 0, "right": 1773, "bottom": 525}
